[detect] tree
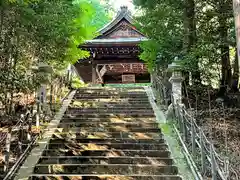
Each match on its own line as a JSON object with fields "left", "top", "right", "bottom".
{"left": 79, "top": 0, "right": 112, "bottom": 28}
{"left": 134, "top": 0, "right": 184, "bottom": 72}
{"left": 134, "top": 0, "right": 237, "bottom": 91}
{"left": 0, "top": 0, "right": 109, "bottom": 115}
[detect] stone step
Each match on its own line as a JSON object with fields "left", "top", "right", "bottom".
{"left": 63, "top": 113, "right": 155, "bottom": 118}
{"left": 75, "top": 90, "right": 146, "bottom": 93}
{"left": 49, "top": 138, "right": 165, "bottom": 144}
{"left": 33, "top": 164, "right": 178, "bottom": 175}
{"left": 75, "top": 90, "right": 146, "bottom": 92}
{"left": 69, "top": 104, "right": 154, "bottom": 109}
{"left": 75, "top": 88, "right": 145, "bottom": 91}
{"left": 74, "top": 94, "right": 148, "bottom": 98}
{"left": 66, "top": 109, "right": 154, "bottom": 113}
{"left": 42, "top": 149, "right": 171, "bottom": 157}
{"left": 52, "top": 132, "right": 162, "bottom": 139}
{"left": 75, "top": 92, "right": 147, "bottom": 97}
{"left": 68, "top": 107, "right": 153, "bottom": 110}
{"left": 38, "top": 156, "right": 173, "bottom": 165}
{"left": 71, "top": 99, "right": 152, "bottom": 104}
{"left": 75, "top": 88, "right": 145, "bottom": 93}
{"left": 30, "top": 174, "right": 182, "bottom": 180}
{"left": 54, "top": 127, "right": 161, "bottom": 133}
{"left": 70, "top": 100, "right": 151, "bottom": 104}
{"left": 61, "top": 117, "right": 156, "bottom": 123}
{"left": 71, "top": 99, "right": 150, "bottom": 102}
{"left": 76, "top": 87, "right": 144, "bottom": 90}
{"left": 58, "top": 122, "right": 159, "bottom": 128}
{"left": 13, "top": 87, "right": 183, "bottom": 180}
{"left": 73, "top": 97, "right": 150, "bottom": 101}
{"left": 74, "top": 90, "right": 146, "bottom": 93}
{"left": 73, "top": 95, "right": 149, "bottom": 99}
{"left": 76, "top": 89, "right": 145, "bottom": 91}
{"left": 73, "top": 95, "right": 149, "bottom": 98}
{"left": 47, "top": 142, "right": 168, "bottom": 151}
{"left": 72, "top": 97, "right": 149, "bottom": 101}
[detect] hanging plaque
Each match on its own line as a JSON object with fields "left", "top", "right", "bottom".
{"left": 122, "top": 74, "right": 135, "bottom": 83}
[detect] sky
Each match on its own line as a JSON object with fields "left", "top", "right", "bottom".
{"left": 111, "top": 0, "right": 135, "bottom": 12}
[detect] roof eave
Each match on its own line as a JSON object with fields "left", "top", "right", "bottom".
{"left": 97, "top": 9, "right": 134, "bottom": 35}
{"left": 79, "top": 38, "right": 149, "bottom": 48}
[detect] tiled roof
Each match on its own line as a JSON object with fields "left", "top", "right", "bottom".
{"left": 97, "top": 6, "right": 133, "bottom": 35}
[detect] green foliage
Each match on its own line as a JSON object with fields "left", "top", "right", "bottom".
{"left": 134, "top": 0, "right": 236, "bottom": 88}
{"left": 138, "top": 40, "right": 159, "bottom": 71}
{"left": 71, "top": 76, "right": 88, "bottom": 89}
{"left": 0, "top": 0, "right": 109, "bottom": 113}
{"left": 75, "top": 0, "right": 111, "bottom": 29}
{"left": 134, "top": 0, "right": 183, "bottom": 70}
{"left": 66, "top": 1, "right": 97, "bottom": 64}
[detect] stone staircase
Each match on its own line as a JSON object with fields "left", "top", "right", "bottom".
{"left": 29, "top": 87, "right": 182, "bottom": 180}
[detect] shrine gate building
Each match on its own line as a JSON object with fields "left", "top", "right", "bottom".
{"left": 75, "top": 6, "right": 150, "bottom": 84}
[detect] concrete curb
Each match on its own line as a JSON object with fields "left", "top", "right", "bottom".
{"left": 144, "top": 86, "right": 194, "bottom": 180}
{"left": 144, "top": 86, "right": 166, "bottom": 124}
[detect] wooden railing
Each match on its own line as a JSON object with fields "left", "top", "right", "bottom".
{"left": 2, "top": 109, "right": 38, "bottom": 179}
{"left": 0, "top": 76, "right": 70, "bottom": 179}
{"left": 152, "top": 74, "right": 239, "bottom": 180}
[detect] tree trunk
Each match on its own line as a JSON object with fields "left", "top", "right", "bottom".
{"left": 218, "top": 1, "right": 232, "bottom": 91}
{"left": 0, "top": 3, "right": 5, "bottom": 37}
{"left": 183, "top": 14, "right": 190, "bottom": 86}
{"left": 183, "top": 0, "right": 201, "bottom": 85}
{"left": 232, "top": 47, "right": 239, "bottom": 92}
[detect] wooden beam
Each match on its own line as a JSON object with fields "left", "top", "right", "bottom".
{"left": 92, "top": 64, "right": 96, "bottom": 84}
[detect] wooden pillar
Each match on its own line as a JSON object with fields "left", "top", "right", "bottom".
{"left": 4, "top": 127, "right": 12, "bottom": 172}
{"left": 92, "top": 63, "right": 96, "bottom": 84}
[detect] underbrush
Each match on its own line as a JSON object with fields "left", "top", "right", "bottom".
{"left": 185, "top": 86, "right": 240, "bottom": 178}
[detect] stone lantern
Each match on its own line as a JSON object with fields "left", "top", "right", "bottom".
{"left": 31, "top": 62, "right": 53, "bottom": 131}
{"left": 33, "top": 62, "right": 53, "bottom": 109}
{"left": 168, "top": 57, "right": 184, "bottom": 104}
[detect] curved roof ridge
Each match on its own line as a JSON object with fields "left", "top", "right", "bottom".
{"left": 97, "top": 6, "right": 134, "bottom": 35}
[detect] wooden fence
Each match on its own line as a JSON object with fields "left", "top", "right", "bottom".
{"left": 0, "top": 76, "right": 70, "bottom": 179}
{"left": 152, "top": 74, "right": 239, "bottom": 180}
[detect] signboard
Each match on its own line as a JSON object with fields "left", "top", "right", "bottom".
{"left": 106, "top": 63, "right": 147, "bottom": 73}
{"left": 122, "top": 74, "right": 135, "bottom": 83}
